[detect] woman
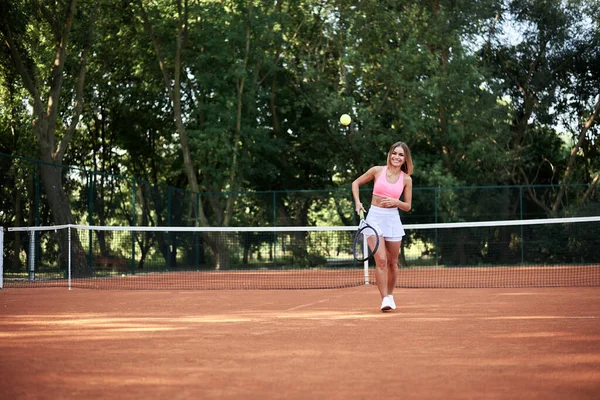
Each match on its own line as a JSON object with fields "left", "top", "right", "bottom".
{"left": 352, "top": 141, "right": 413, "bottom": 311}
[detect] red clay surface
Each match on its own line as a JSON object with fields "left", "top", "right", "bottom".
{"left": 1, "top": 286, "right": 599, "bottom": 399}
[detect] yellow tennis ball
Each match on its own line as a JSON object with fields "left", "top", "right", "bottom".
{"left": 340, "top": 114, "right": 351, "bottom": 126}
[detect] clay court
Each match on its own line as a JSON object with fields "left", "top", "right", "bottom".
{"left": 1, "top": 286, "right": 599, "bottom": 399}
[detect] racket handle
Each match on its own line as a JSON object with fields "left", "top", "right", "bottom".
{"left": 359, "top": 210, "right": 365, "bottom": 220}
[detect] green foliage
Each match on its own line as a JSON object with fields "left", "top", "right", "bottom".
{"left": 1, "top": 0, "right": 598, "bottom": 239}
{"left": 483, "top": 0, "right": 599, "bottom": 196}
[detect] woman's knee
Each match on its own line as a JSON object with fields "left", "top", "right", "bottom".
{"left": 374, "top": 255, "right": 387, "bottom": 269}
{"left": 387, "top": 260, "right": 399, "bottom": 270}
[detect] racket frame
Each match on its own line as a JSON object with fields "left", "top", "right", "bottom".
{"left": 353, "top": 211, "right": 380, "bottom": 262}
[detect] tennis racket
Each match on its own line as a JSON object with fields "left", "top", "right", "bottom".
{"left": 352, "top": 210, "right": 380, "bottom": 262}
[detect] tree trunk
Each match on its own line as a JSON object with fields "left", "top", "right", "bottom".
{"left": 552, "top": 95, "right": 600, "bottom": 212}
{"left": 1, "top": 0, "right": 96, "bottom": 272}
{"left": 135, "top": 0, "right": 207, "bottom": 227}
{"left": 13, "top": 186, "right": 22, "bottom": 269}
{"left": 225, "top": 1, "right": 253, "bottom": 226}
{"left": 37, "top": 162, "right": 86, "bottom": 268}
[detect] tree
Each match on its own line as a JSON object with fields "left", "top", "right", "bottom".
{"left": 133, "top": 0, "right": 209, "bottom": 225}
{"left": 484, "top": 0, "right": 600, "bottom": 215}
{"left": 0, "top": 0, "right": 100, "bottom": 267}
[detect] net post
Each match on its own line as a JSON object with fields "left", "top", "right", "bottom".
{"left": 0, "top": 227, "right": 4, "bottom": 289}
{"left": 68, "top": 226, "right": 72, "bottom": 291}
{"left": 363, "top": 240, "right": 369, "bottom": 285}
{"left": 28, "top": 230, "right": 35, "bottom": 281}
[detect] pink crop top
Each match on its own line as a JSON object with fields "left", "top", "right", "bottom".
{"left": 372, "top": 167, "right": 405, "bottom": 199}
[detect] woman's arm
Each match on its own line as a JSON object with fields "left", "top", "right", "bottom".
{"left": 397, "top": 175, "right": 412, "bottom": 212}
{"left": 352, "top": 166, "right": 379, "bottom": 214}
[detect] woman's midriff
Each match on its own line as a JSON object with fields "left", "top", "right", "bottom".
{"left": 370, "top": 195, "right": 394, "bottom": 208}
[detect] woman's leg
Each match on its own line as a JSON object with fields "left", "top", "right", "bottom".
{"left": 373, "top": 235, "right": 388, "bottom": 298}
{"left": 385, "top": 240, "right": 401, "bottom": 295}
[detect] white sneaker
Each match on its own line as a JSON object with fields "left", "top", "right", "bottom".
{"left": 388, "top": 295, "right": 397, "bottom": 310}
{"left": 380, "top": 296, "right": 392, "bottom": 311}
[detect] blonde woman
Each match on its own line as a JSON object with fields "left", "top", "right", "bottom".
{"left": 352, "top": 142, "right": 413, "bottom": 311}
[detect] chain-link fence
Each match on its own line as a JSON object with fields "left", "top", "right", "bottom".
{"left": 2, "top": 152, "right": 599, "bottom": 280}
{"left": 2, "top": 152, "right": 599, "bottom": 231}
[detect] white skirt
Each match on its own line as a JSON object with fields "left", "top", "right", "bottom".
{"left": 366, "top": 205, "right": 405, "bottom": 241}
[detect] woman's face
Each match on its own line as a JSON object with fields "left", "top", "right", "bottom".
{"left": 389, "top": 145, "right": 405, "bottom": 168}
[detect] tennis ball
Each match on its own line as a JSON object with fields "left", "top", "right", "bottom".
{"left": 121, "top": 273, "right": 125, "bottom": 277}
{"left": 340, "top": 114, "right": 351, "bottom": 126}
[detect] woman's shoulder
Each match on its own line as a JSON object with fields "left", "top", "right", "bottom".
{"left": 369, "top": 165, "right": 385, "bottom": 176}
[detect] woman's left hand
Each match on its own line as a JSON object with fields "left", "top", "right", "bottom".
{"left": 379, "top": 196, "right": 399, "bottom": 208}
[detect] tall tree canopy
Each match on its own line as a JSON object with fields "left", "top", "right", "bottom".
{"left": 1, "top": 0, "right": 598, "bottom": 236}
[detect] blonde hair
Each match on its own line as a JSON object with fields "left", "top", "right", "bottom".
{"left": 387, "top": 141, "right": 413, "bottom": 175}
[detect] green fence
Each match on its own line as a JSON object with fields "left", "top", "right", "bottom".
{"left": 2, "top": 152, "right": 599, "bottom": 279}
{"left": 1, "top": 152, "right": 599, "bottom": 232}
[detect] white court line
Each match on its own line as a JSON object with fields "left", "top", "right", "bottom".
{"left": 286, "top": 299, "right": 331, "bottom": 312}
{"left": 484, "top": 316, "right": 598, "bottom": 320}
{"left": 284, "top": 287, "right": 368, "bottom": 312}
{"left": 284, "top": 287, "right": 363, "bottom": 311}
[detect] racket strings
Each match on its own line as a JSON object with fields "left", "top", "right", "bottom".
{"left": 353, "top": 226, "right": 379, "bottom": 262}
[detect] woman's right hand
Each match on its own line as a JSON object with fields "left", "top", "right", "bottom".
{"left": 355, "top": 202, "right": 365, "bottom": 215}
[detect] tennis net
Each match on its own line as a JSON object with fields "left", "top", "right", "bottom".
{"left": 3, "top": 216, "right": 600, "bottom": 290}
